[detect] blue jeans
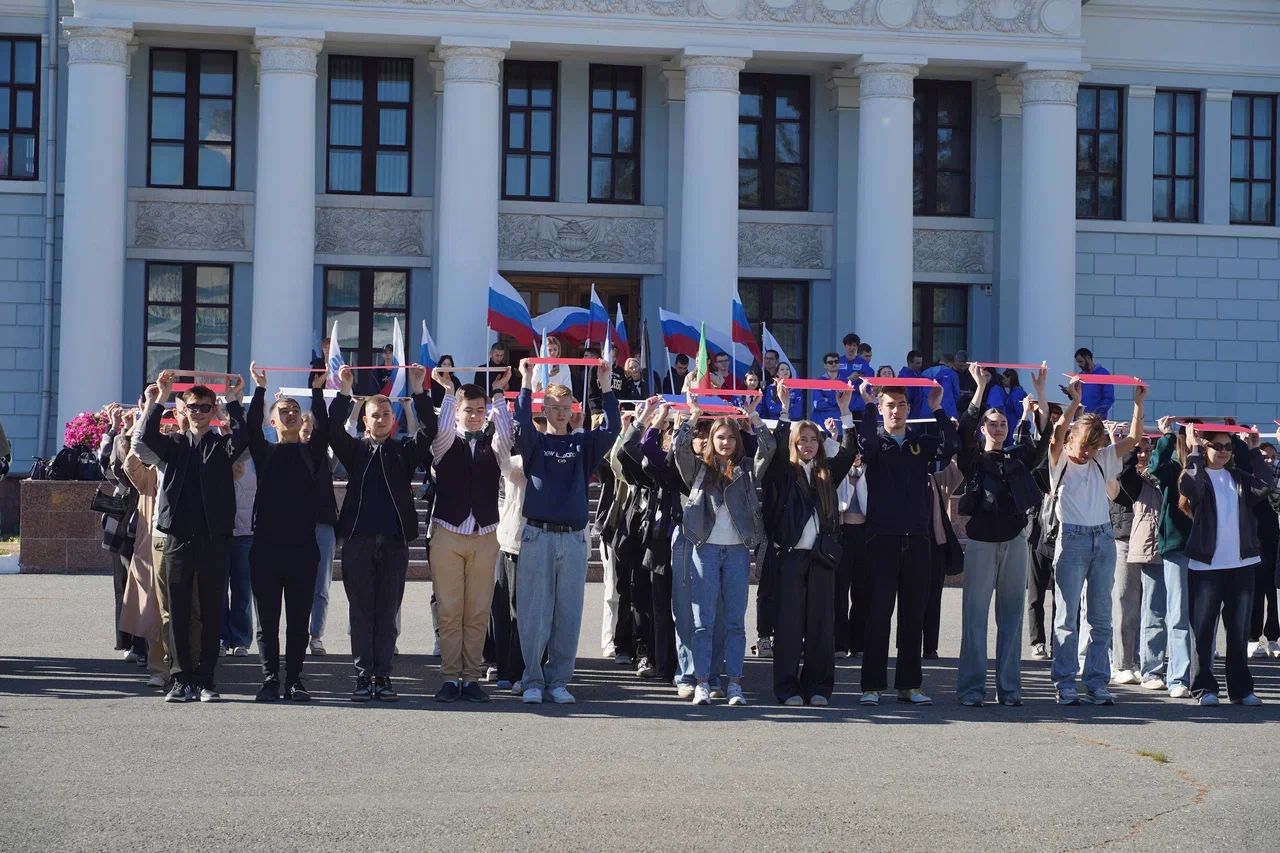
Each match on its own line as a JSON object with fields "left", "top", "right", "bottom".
{"left": 516, "top": 524, "right": 589, "bottom": 692}
{"left": 671, "top": 528, "right": 725, "bottom": 686}
{"left": 310, "top": 524, "right": 336, "bottom": 639}
{"left": 221, "top": 534, "right": 254, "bottom": 649}
{"left": 956, "top": 531, "right": 1029, "bottom": 702}
{"left": 1140, "top": 551, "right": 1192, "bottom": 689}
{"left": 1051, "top": 524, "right": 1115, "bottom": 691}
{"left": 691, "top": 542, "right": 750, "bottom": 681}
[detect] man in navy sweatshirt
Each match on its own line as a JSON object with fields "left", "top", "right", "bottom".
{"left": 514, "top": 357, "right": 619, "bottom": 705}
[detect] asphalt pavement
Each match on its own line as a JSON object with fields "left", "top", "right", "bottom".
{"left": 2, "top": 574, "right": 1279, "bottom": 852}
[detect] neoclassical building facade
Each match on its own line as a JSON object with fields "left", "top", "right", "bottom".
{"left": 0, "top": 0, "right": 1277, "bottom": 465}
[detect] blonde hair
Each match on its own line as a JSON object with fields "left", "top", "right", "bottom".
{"left": 543, "top": 383, "right": 573, "bottom": 401}
{"left": 1067, "top": 413, "right": 1107, "bottom": 451}
{"left": 701, "top": 417, "right": 743, "bottom": 482}
{"left": 788, "top": 420, "right": 834, "bottom": 520}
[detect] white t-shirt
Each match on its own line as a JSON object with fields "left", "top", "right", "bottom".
{"left": 707, "top": 501, "right": 741, "bottom": 545}
{"left": 1189, "top": 466, "right": 1262, "bottom": 571}
{"left": 1052, "top": 445, "right": 1124, "bottom": 527}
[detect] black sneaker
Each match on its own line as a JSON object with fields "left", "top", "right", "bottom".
{"left": 434, "top": 680, "right": 461, "bottom": 703}
{"left": 460, "top": 681, "right": 490, "bottom": 703}
{"left": 374, "top": 677, "right": 399, "bottom": 702}
{"left": 285, "top": 680, "right": 311, "bottom": 702}
{"left": 922, "top": 650, "right": 940, "bottom": 660}
{"left": 255, "top": 678, "right": 280, "bottom": 703}
{"left": 351, "top": 676, "right": 373, "bottom": 703}
{"left": 636, "top": 657, "right": 657, "bottom": 678}
{"left": 164, "top": 682, "right": 193, "bottom": 703}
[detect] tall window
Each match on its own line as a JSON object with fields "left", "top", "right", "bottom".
{"left": 0, "top": 37, "right": 39, "bottom": 179}
{"left": 1153, "top": 89, "right": 1199, "bottom": 223}
{"left": 913, "top": 80, "right": 971, "bottom": 216}
{"left": 912, "top": 284, "right": 967, "bottom": 365}
{"left": 503, "top": 61, "right": 557, "bottom": 200}
{"left": 739, "top": 280, "right": 808, "bottom": 372}
{"left": 327, "top": 56, "right": 412, "bottom": 195}
{"left": 1076, "top": 85, "right": 1123, "bottom": 219}
{"left": 323, "top": 268, "right": 409, "bottom": 370}
{"left": 144, "top": 263, "right": 232, "bottom": 382}
{"left": 1231, "top": 93, "right": 1275, "bottom": 226}
{"left": 148, "top": 49, "right": 235, "bottom": 189}
{"left": 588, "top": 65, "right": 641, "bottom": 204}
{"left": 738, "top": 74, "right": 809, "bottom": 211}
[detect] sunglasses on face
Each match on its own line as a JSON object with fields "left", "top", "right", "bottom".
{"left": 1205, "top": 441, "right": 1233, "bottom": 452}
{"left": 186, "top": 403, "right": 214, "bottom": 414}
{"left": 824, "top": 359, "right": 838, "bottom": 365}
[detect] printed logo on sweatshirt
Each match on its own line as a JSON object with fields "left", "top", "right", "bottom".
{"left": 544, "top": 447, "right": 579, "bottom": 465}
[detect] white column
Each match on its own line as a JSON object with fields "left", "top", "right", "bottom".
{"left": 1016, "top": 66, "right": 1084, "bottom": 378}
{"left": 57, "top": 22, "right": 132, "bottom": 430}
{"left": 678, "top": 50, "right": 749, "bottom": 325}
{"left": 1123, "top": 85, "right": 1155, "bottom": 223}
{"left": 853, "top": 58, "right": 922, "bottom": 366}
{"left": 989, "top": 74, "right": 1022, "bottom": 359}
{"left": 829, "top": 70, "right": 859, "bottom": 329}
{"left": 250, "top": 31, "right": 323, "bottom": 373}
{"left": 434, "top": 38, "right": 506, "bottom": 367}
{"left": 1203, "top": 89, "right": 1234, "bottom": 225}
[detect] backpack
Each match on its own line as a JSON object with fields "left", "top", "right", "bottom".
{"left": 50, "top": 446, "right": 102, "bottom": 481}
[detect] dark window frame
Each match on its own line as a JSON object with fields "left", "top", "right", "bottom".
{"left": 325, "top": 55, "right": 414, "bottom": 196}
{"left": 321, "top": 266, "right": 411, "bottom": 370}
{"left": 913, "top": 79, "right": 972, "bottom": 217}
{"left": 0, "top": 36, "right": 40, "bottom": 180}
{"left": 1230, "top": 92, "right": 1276, "bottom": 227}
{"left": 738, "top": 73, "right": 811, "bottom": 211}
{"left": 1153, "top": 89, "right": 1200, "bottom": 223}
{"left": 502, "top": 60, "right": 558, "bottom": 201}
{"left": 587, "top": 64, "right": 642, "bottom": 204}
{"left": 1076, "top": 85, "right": 1125, "bottom": 220}
{"left": 143, "top": 261, "right": 234, "bottom": 386}
{"left": 738, "top": 279, "right": 809, "bottom": 372}
{"left": 912, "top": 283, "right": 969, "bottom": 366}
{"left": 146, "top": 48, "right": 237, "bottom": 190}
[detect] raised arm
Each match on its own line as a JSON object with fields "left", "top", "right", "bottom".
{"left": 246, "top": 367, "right": 270, "bottom": 463}
{"left": 139, "top": 376, "right": 174, "bottom": 464}
{"left": 1111, "top": 383, "right": 1146, "bottom": 458}
{"left": 856, "top": 379, "right": 882, "bottom": 461}
{"left": 403, "top": 366, "right": 439, "bottom": 469}
{"left": 431, "top": 388, "right": 458, "bottom": 460}
{"left": 327, "top": 366, "right": 358, "bottom": 471}
{"left": 1049, "top": 378, "right": 1082, "bottom": 468}
{"left": 827, "top": 408, "right": 860, "bottom": 483}
{"left": 672, "top": 420, "right": 699, "bottom": 488}
{"left": 750, "top": 409, "right": 776, "bottom": 481}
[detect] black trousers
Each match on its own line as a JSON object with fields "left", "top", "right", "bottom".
{"left": 756, "top": 543, "right": 781, "bottom": 639}
{"left": 630, "top": 567, "right": 654, "bottom": 660}
{"left": 493, "top": 551, "right": 525, "bottom": 684}
{"left": 250, "top": 539, "right": 319, "bottom": 685}
{"left": 341, "top": 535, "right": 408, "bottom": 678}
{"left": 773, "top": 549, "right": 836, "bottom": 702}
{"left": 1250, "top": 563, "right": 1280, "bottom": 642}
{"left": 1190, "top": 565, "right": 1255, "bottom": 700}
{"left": 861, "top": 532, "right": 930, "bottom": 692}
{"left": 651, "top": 567, "right": 677, "bottom": 683}
{"left": 835, "top": 524, "right": 868, "bottom": 654}
{"left": 1027, "top": 545, "right": 1055, "bottom": 647}
{"left": 613, "top": 552, "right": 635, "bottom": 658}
{"left": 922, "top": 543, "right": 947, "bottom": 655}
{"left": 163, "top": 534, "right": 230, "bottom": 688}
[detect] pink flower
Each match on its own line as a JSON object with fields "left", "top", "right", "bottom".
{"left": 63, "top": 411, "right": 109, "bottom": 451}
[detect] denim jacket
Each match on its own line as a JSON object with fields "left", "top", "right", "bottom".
{"left": 673, "top": 414, "right": 774, "bottom": 548}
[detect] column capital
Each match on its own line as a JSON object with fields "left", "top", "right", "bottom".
{"left": 1015, "top": 64, "right": 1086, "bottom": 107}
{"left": 826, "top": 68, "right": 859, "bottom": 111}
{"left": 987, "top": 74, "right": 1021, "bottom": 121}
{"left": 680, "top": 50, "right": 749, "bottom": 94}
{"left": 63, "top": 20, "right": 133, "bottom": 67}
{"left": 661, "top": 62, "right": 685, "bottom": 104}
{"left": 435, "top": 40, "right": 507, "bottom": 86}
{"left": 253, "top": 30, "right": 324, "bottom": 77}
{"left": 853, "top": 57, "right": 924, "bottom": 100}
{"left": 1206, "top": 88, "right": 1234, "bottom": 103}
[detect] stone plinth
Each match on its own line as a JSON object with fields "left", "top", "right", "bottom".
{"left": 19, "top": 480, "right": 114, "bottom": 573}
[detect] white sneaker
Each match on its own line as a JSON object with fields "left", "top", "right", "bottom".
{"left": 1236, "top": 693, "right": 1263, "bottom": 706}
{"left": 232, "top": 646, "right": 249, "bottom": 657}
{"left": 692, "top": 684, "right": 711, "bottom": 706}
{"left": 1169, "top": 685, "right": 1191, "bottom": 699}
{"left": 548, "top": 687, "right": 576, "bottom": 704}
{"left": 1198, "top": 693, "right": 1219, "bottom": 706}
{"left": 898, "top": 688, "right": 932, "bottom": 705}
{"left": 676, "top": 683, "right": 696, "bottom": 700}
{"left": 1030, "top": 643, "right": 1049, "bottom": 660}
{"left": 1248, "top": 641, "right": 1263, "bottom": 658}
{"left": 726, "top": 683, "right": 747, "bottom": 706}
{"left": 783, "top": 695, "right": 804, "bottom": 706}
{"left": 484, "top": 666, "right": 498, "bottom": 682}
{"left": 512, "top": 680, "right": 524, "bottom": 694}
{"left": 1140, "top": 677, "right": 1166, "bottom": 690}
{"left": 521, "top": 687, "right": 543, "bottom": 704}
{"left": 123, "top": 650, "right": 140, "bottom": 663}
{"left": 1269, "top": 640, "right": 1280, "bottom": 658}
{"left": 809, "top": 695, "right": 829, "bottom": 707}
{"left": 709, "top": 685, "right": 726, "bottom": 700}
{"left": 859, "top": 690, "right": 880, "bottom": 706}
{"left": 308, "top": 637, "right": 326, "bottom": 656}
{"left": 146, "top": 674, "right": 166, "bottom": 688}
{"left": 1112, "top": 670, "right": 1138, "bottom": 685}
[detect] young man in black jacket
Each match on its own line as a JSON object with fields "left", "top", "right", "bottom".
{"left": 141, "top": 370, "right": 249, "bottom": 703}
{"left": 855, "top": 378, "right": 957, "bottom": 707}
{"left": 328, "top": 363, "right": 437, "bottom": 702}
{"left": 245, "top": 364, "right": 333, "bottom": 702}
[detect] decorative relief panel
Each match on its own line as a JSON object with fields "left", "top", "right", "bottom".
{"left": 913, "top": 228, "right": 992, "bottom": 275}
{"left": 315, "top": 207, "right": 427, "bottom": 257}
{"left": 361, "top": 0, "right": 1075, "bottom": 35}
{"left": 133, "top": 201, "right": 248, "bottom": 251}
{"left": 499, "top": 213, "right": 661, "bottom": 265}
{"left": 738, "top": 222, "right": 830, "bottom": 271}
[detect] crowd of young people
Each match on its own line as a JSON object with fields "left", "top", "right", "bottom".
{"left": 95, "top": 329, "right": 1280, "bottom": 709}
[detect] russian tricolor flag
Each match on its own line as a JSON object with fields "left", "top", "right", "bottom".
{"left": 659, "top": 308, "right": 752, "bottom": 381}
{"left": 731, "top": 289, "right": 762, "bottom": 366}
{"left": 588, "top": 285, "right": 610, "bottom": 347}
{"left": 532, "top": 305, "right": 591, "bottom": 347}
{"left": 487, "top": 270, "right": 536, "bottom": 348}
{"left": 613, "top": 304, "right": 631, "bottom": 364}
